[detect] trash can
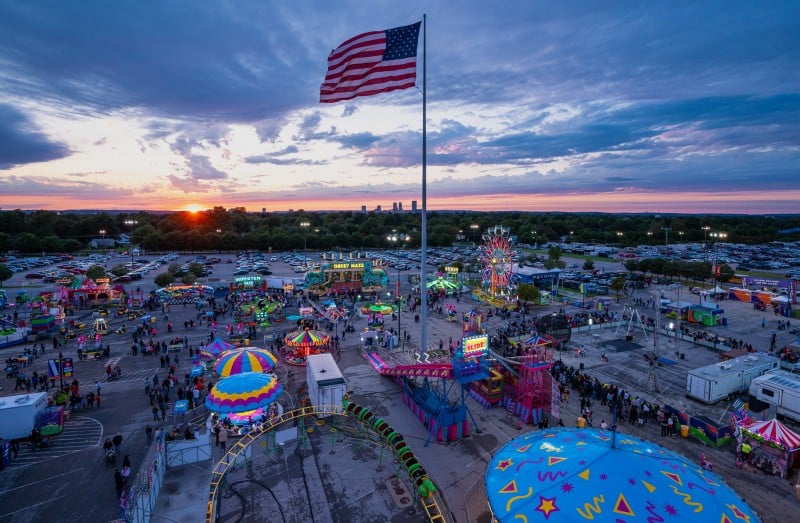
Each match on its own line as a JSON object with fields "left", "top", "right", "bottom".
{"left": 680, "top": 424, "right": 689, "bottom": 438}
{"left": 150, "top": 316, "right": 156, "bottom": 324}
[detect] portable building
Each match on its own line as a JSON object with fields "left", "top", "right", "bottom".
{"left": 749, "top": 370, "right": 800, "bottom": 424}
{"left": 306, "top": 353, "right": 347, "bottom": 418}
{"left": 0, "top": 392, "right": 49, "bottom": 440}
{"left": 686, "top": 353, "right": 779, "bottom": 404}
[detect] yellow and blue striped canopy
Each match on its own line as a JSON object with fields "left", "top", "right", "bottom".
{"left": 205, "top": 372, "right": 282, "bottom": 413}
{"left": 213, "top": 348, "right": 277, "bottom": 377}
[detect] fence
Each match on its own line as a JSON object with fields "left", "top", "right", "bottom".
{"left": 124, "top": 429, "right": 167, "bottom": 523}
{"left": 122, "top": 404, "right": 210, "bottom": 522}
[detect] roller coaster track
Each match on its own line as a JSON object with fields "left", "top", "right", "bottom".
{"left": 206, "top": 403, "right": 449, "bottom": 523}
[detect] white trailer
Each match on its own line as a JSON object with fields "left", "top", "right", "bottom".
{"left": 306, "top": 353, "right": 346, "bottom": 418}
{"left": 0, "top": 392, "right": 49, "bottom": 440}
{"left": 749, "top": 370, "right": 800, "bottom": 423}
{"left": 686, "top": 353, "right": 779, "bottom": 404}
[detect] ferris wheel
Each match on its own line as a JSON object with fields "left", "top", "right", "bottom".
{"left": 480, "top": 225, "right": 517, "bottom": 299}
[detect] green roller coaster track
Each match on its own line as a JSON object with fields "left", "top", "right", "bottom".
{"left": 206, "top": 401, "right": 449, "bottom": 523}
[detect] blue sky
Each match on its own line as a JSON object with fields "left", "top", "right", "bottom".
{"left": 1, "top": 1, "right": 798, "bottom": 213}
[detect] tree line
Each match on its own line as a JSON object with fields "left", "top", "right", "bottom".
{"left": 1, "top": 208, "right": 798, "bottom": 254}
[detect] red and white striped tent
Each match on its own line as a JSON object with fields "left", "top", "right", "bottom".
{"left": 740, "top": 418, "right": 800, "bottom": 451}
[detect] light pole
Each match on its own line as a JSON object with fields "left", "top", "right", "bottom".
{"left": 709, "top": 232, "right": 727, "bottom": 289}
{"left": 387, "top": 233, "right": 402, "bottom": 348}
{"left": 470, "top": 224, "right": 480, "bottom": 244}
{"left": 300, "top": 221, "right": 310, "bottom": 267}
{"left": 662, "top": 227, "right": 671, "bottom": 248}
{"left": 701, "top": 226, "right": 711, "bottom": 261}
{"left": 99, "top": 229, "right": 106, "bottom": 252}
{"left": 124, "top": 219, "right": 138, "bottom": 271}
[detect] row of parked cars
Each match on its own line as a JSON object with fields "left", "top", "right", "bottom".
{"left": 233, "top": 252, "right": 279, "bottom": 275}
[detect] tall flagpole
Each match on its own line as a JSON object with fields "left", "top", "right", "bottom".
{"left": 420, "top": 13, "right": 428, "bottom": 355}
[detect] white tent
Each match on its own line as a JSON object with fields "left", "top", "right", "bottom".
{"left": 709, "top": 285, "right": 726, "bottom": 295}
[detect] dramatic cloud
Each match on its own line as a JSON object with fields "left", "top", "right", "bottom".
{"left": 0, "top": 105, "right": 71, "bottom": 168}
{"left": 0, "top": 1, "right": 797, "bottom": 213}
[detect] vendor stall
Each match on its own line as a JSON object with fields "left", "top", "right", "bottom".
{"left": 738, "top": 418, "right": 800, "bottom": 478}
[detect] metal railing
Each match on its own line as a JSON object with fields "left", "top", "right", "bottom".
{"left": 125, "top": 429, "right": 167, "bottom": 523}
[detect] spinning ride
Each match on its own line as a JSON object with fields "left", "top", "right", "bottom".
{"left": 479, "top": 225, "right": 516, "bottom": 301}
{"left": 214, "top": 348, "right": 277, "bottom": 377}
{"left": 283, "top": 328, "right": 331, "bottom": 366}
{"left": 205, "top": 372, "right": 283, "bottom": 414}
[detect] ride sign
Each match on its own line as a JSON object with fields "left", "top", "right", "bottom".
{"left": 462, "top": 335, "right": 489, "bottom": 357}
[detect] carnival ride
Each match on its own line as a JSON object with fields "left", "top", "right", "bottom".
{"left": 362, "top": 307, "right": 562, "bottom": 439}
{"left": 206, "top": 401, "right": 449, "bottom": 523}
{"left": 478, "top": 225, "right": 516, "bottom": 302}
{"left": 283, "top": 327, "right": 331, "bottom": 366}
{"left": 303, "top": 260, "right": 388, "bottom": 295}
{"left": 366, "top": 334, "right": 493, "bottom": 445}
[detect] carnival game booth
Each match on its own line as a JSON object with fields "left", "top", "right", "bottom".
{"left": 687, "top": 304, "right": 724, "bottom": 326}
{"left": 737, "top": 418, "right": 800, "bottom": 478}
{"left": 58, "top": 277, "right": 125, "bottom": 308}
{"left": 200, "top": 337, "right": 235, "bottom": 360}
{"left": 486, "top": 428, "right": 759, "bottom": 523}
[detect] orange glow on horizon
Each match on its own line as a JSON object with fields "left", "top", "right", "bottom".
{"left": 3, "top": 189, "right": 800, "bottom": 215}
{"left": 183, "top": 203, "right": 204, "bottom": 214}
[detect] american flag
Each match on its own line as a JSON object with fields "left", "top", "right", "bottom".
{"left": 320, "top": 21, "right": 421, "bottom": 103}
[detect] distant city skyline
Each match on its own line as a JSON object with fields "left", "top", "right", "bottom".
{"left": 1, "top": 2, "right": 798, "bottom": 214}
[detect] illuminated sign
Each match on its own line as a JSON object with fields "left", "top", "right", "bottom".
{"left": 57, "top": 277, "right": 74, "bottom": 286}
{"left": 445, "top": 266, "right": 459, "bottom": 273}
{"left": 462, "top": 335, "right": 489, "bottom": 356}
{"left": 95, "top": 278, "right": 110, "bottom": 284}
{"left": 331, "top": 263, "right": 365, "bottom": 270}
{"left": 235, "top": 276, "right": 262, "bottom": 285}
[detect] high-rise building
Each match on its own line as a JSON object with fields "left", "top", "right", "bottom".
{"left": 376, "top": 205, "right": 382, "bottom": 212}
{"left": 392, "top": 202, "right": 398, "bottom": 212}
{"left": 398, "top": 202, "right": 403, "bottom": 211}
{"left": 361, "top": 205, "right": 367, "bottom": 213}
{"left": 411, "top": 200, "right": 418, "bottom": 212}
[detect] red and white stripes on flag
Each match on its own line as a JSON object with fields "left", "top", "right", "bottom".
{"left": 320, "top": 21, "right": 421, "bottom": 103}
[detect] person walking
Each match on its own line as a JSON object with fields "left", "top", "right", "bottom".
{"left": 112, "top": 432, "right": 123, "bottom": 453}
{"left": 218, "top": 424, "right": 228, "bottom": 452}
{"left": 114, "top": 468, "right": 124, "bottom": 499}
{"left": 145, "top": 425, "right": 153, "bottom": 445}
